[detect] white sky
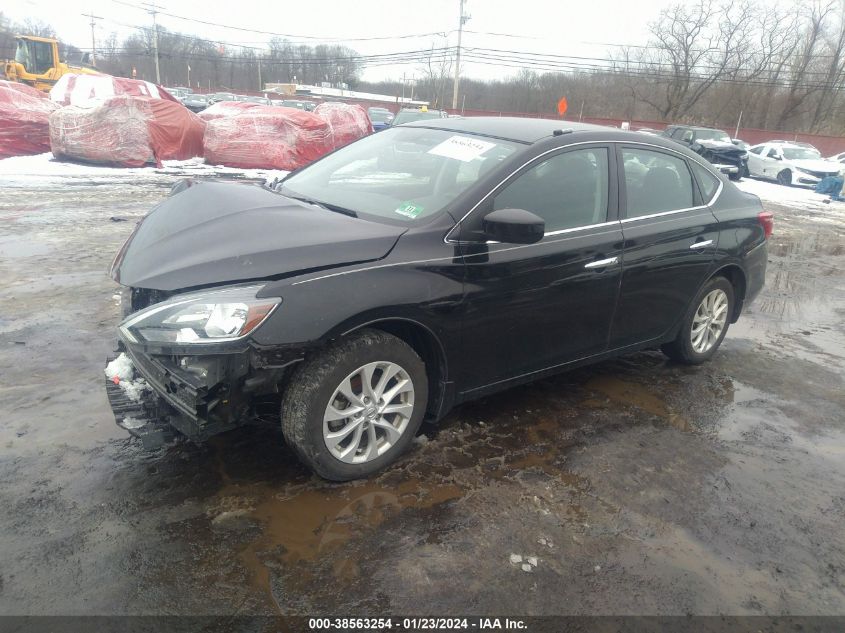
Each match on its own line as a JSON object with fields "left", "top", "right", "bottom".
{"left": 5, "top": 0, "right": 678, "bottom": 82}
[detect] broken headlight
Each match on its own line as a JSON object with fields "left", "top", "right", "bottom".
{"left": 120, "top": 285, "right": 280, "bottom": 345}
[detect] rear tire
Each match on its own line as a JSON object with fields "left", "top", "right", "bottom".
{"left": 729, "top": 172, "right": 741, "bottom": 181}
{"left": 776, "top": 169, "right": 792, "bottom": 186}
{"left": 661, "top": 277, "right": 734, "bottom": 365}
{"left": 281, "top": 329, "right": 428, "bottom": 481}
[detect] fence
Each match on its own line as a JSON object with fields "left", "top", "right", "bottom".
{"left": 444, "top": 110, "right": 845, "bottom": 156}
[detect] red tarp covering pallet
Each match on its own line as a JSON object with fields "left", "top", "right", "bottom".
{"left": 204, "top": 106, "right": 334, "bottom": 170}
{"left": 314, "top": 102, "right": 373, "bottom": 148}
{"left": 197, "top": 101, "right": 263, "bottom": 122}
{"left": 50, "top": 73, "right": 179, "bottom": 106}
{"left": 49, "top": 95, "right": 205, "bottom": 167}
{"left": 0, "top": 79, "right": 48, "bottom": 100}
{"left": 0, "top": 84, "right": 59, "bottom": 159}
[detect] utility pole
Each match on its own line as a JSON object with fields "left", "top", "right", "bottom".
{"left": 141, "top": 2, "right": 163, "bottom": 84}
{"left": 257, "top": 55, "right": 263, "bottom": 91}
{"left": 451, "top": 0, "right": 469, "bottom": 110}
{"left": 82, "top": 12, "right": 102, "bottom": 67}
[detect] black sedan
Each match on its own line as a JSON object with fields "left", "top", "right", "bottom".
{"left": 106, "top": 118, "right": 771, "bottom": 480}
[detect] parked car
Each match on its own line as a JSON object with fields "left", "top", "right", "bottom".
{"left": 105, "top": 118, "right": 771, "bottom": 480}
{"left": 732, "top": 139, "right": 750, "bottom": 151}
{"left": 747, "top": 142, "right": 840, "bottom": 186}
{"left": 392, "top": 107, "right": 449, "bottom": 126}
{"left": 280, "top": 99, "right": 314, "bottom": 111}
{"left": 165, "top": 87, "right": 188, "bottom": 101}
{"left": 827, "top": 151, "right": 845, "bottom": 163}
{"left": 208, "top": 92, "right": 237, "bottom": 104}
{"left": 182, "top": 93, "right": 209, "bottom": 113}
{"left": 635, "top": 127, "right": 662, "bottom": 135}
{"left": 368, "top": 107, "right": 394, "bottom": 131}
{"left": 241, "top": 95, "right": 271, "bottom": 105}
{"left": 662, "top": 125, "right": 748, "bottom": 179}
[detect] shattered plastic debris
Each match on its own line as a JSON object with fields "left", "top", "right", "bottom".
{"left": 509, "top": 554, "right": 523, "bottom": 564}
{"left": 521, "top": 563, "right": 533, "bottom": 572}
{"left": 104, "top": 353, "right": 149, "bottom": 402}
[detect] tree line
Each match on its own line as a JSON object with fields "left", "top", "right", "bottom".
{"left": 3, "top": 0, "right": 845, "bottom": 135}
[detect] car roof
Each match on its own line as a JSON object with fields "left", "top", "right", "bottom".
{"left": 401, "top": 116, "right": 670, "bottom": 144}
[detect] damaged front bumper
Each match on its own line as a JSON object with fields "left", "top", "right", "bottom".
{"left": 105, "top": 338, "right": 304, "bottom": 449}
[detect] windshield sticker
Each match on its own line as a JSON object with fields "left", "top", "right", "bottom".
{"left": 395, "top": 202, "right": 424, "bottom": 218}
{"left": 427, "top": 135, "right": 496, "bottom": 162}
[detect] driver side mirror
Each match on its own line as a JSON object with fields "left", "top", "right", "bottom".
{"left": 482, "top": 208, "right": 545, "bottom": 244}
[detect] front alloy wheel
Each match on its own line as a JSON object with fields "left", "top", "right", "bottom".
{"left": 281, "top": 329, "right": 428, "bottom": 481}
{"left": 323, "top": 362, "right": 415, "bottom": 464}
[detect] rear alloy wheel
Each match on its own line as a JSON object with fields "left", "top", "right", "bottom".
{"left": 776, "top": 169, "right": 792, "bottom": 186}
{"left": 281, "top": 329, "right": 427, "bottom": 481}
{"left": 661, "top": 276, "right": 734, "bottom": 365}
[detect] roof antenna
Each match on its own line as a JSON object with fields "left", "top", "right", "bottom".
{"left": 553, "top": 129, "right": 573, "bottom": 136}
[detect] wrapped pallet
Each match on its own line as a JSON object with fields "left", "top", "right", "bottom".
{"left": 203, "top": 106, "right": 333, "bottom": 170}
{"left": 197, "top": 100, "right": 264, "bottom": 122}
{"left": 50, "top": 73, "right": 178, "bottom": 106}
{"left": 0, "top": 83, "right": 59, "bottom": 159}
{"left": 314, "top": 102, "right": 373, "bottom": 149}
{"left": 49, "top": 95, "right": 205, "bottom": 167}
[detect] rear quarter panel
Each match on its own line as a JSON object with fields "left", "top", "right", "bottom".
{"left": 708, "top": 180, "right": 768, "bottom": 310}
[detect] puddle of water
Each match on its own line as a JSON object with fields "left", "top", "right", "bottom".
{"left": 210, "top": 472, "right": 462, "bottom": 611}
{"left": 0, "top": 235, "right": 52, "bottom": 258}
{"left": 585, "top": 375, "right": 692, "bottom": 431}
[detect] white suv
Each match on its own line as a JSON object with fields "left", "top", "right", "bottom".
{"left": 747, "top": 142, "right": 840, "bottom": 187}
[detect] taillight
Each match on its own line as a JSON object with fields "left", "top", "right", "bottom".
{"left": 757, "top": 211, "right": 773, "bottom": 239}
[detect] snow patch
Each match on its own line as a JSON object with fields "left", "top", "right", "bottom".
{"left": 105, "top": 353, "right": 149, "bottom": 402}
{"left": 0, "top": 152, "right": 288, "bottom": 187}
{"left": 104, "top": 353, "right": 134, "bottom": 382}
{"left": 122, "top": 416, "right": 146, "bottom": 430}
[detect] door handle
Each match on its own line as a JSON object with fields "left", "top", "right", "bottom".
{"left": 584, "top": 256, "right": 619, "bottom": 269}
{"left": 689, "top": 239, "right": 714, "bottom": 250}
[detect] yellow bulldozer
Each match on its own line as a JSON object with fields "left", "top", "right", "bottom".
{"left": 3, "top": 35, "right": 98, "bottom": 92}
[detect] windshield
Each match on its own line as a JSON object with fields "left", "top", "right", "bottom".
{"left": 782, "top": 147, "right": 821, "bottom": 160}
{"left": 369, "top": 109, "right": 393, "bottom": 123}
{"left": 695, "top": 129, "right": 731, "bottom": 143}
{"left": 393, "top": 110, "right": 445, "bottom": 125}
{"left": 14, "top": 40, "right": 32, "bottom": 70}
{"left": 280, "top": 126, "right": 522, "bottom": 224}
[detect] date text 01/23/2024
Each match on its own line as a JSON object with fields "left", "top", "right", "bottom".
{"left": 308, "top": 618, "right": 528, "bottom": 630}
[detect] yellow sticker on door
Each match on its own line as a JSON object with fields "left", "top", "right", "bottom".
{"left": 395, "top": 202, "right": 423, "bottom": 218}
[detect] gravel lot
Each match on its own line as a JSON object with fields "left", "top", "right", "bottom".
{"left": 0, "top": 155, "right": 843, "bottom": 616}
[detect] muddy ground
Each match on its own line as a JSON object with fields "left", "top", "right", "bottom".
{"left": 0, "top": 166, "right": 843, "bottom": 617}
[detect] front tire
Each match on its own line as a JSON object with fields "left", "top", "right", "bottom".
{"left": 776, "top": 169, "right": 792, "bottom": 186}
{"left": 661, "top": 277, "right": 734, "bottom": 365}
{"left": 281, "top": 329, "right": 428, "bottom": 481}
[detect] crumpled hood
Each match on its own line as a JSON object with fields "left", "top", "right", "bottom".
{"left": 696, "top": 139, "right": 745, "bottom": 155}
{"left": 789, "top": 159, "right": 840, "bottom": 173}
{"left": 113, "top": 180, "right": 406, "bottom": 291}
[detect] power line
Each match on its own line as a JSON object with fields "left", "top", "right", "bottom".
{"left": 108, "top": 0, "right": 450, "bottom": 43}
{"left": 81, "top": 11, "right": 103, "bottom": 67}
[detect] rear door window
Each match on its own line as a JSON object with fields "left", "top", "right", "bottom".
{"left": 690, "top": 161, "right": 720, "bottom": 203}
{"left": 622, "top": 148, "right": 695, "bottom": 217}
